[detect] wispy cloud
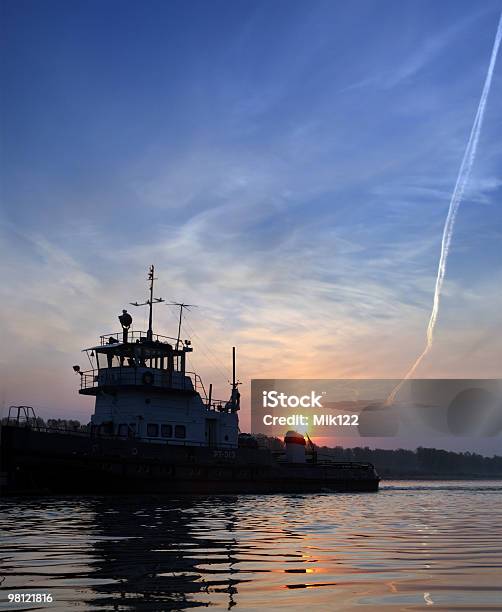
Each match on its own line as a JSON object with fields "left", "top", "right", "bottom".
{"left": 1, "top": 1, "right": 501, "bottom": 440}
{"left": 341, "top": 8, "right": 489, "bottom": 92}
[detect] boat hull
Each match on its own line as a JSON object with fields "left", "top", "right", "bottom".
{"left": 0, "top": 426, "right": 380, "bottom": 495}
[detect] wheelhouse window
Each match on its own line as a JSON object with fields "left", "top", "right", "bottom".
{"left": 161, "top": 424, "right": 172, "bottom": 438}
{"left": 147, "top": 423, "right": 159, "bottom": 437}
{"left": 175, "top": 425, "right": 186, "bottom": 439}
{"left": 118, "top": 424, "right": 128, "bottom": 437}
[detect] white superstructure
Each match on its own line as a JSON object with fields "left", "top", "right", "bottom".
{"left": 77, "top": 266, "right": 240, "bottom": 448}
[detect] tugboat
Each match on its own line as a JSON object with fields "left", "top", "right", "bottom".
{"left": 0, "top": 267, "right": 380, "bottom": 495}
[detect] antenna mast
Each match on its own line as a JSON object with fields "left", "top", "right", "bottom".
{"left": 231, "top": 346, "right": 241, "bottom": 411}
{"left": 130, "top": 265, "right": 165, "bottom": 340}
{"left": 232, "top": 346, "right": 236, "bottom": 390}
{"left": 167, "top": 301, "right": 197, "bottom": 349}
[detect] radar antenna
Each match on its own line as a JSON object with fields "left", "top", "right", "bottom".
{"left": 130, "top": 265, "right": 165, "bottom": 341}
{"left": 166, "top": 301, "right": 197, "bottom": 350}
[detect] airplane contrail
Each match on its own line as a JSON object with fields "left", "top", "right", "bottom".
{"left": 387, "top": 13, "right": 502, "bottom": 405}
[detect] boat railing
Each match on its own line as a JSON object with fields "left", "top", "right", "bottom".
{"left": 80, "top": 366, "right": 197, "bottom": 392}
{"left": 79, "top": 367, "right": 229, "bottom": 411}
{"left": 314, "top": 460, "right": 376, "bottom": 469}
{"left": 205, "top": 400, "right": 232, "bottom": 412}
{"left": 271, "top": 450, "right": 375, "bottom": 469}
{"left": 2, "top": 420, "right": 91, "bottom": 436}
{"left": 5, "top": 405, "right": 39, "bottom": 428}
{"left": 1, "top": 420, "right": 238, "bottom": 447}
{"left": 99, "top": 330, "right": 179, "bottom": 346}
{"left": 191, "top": 373, "right": 229, "bottom": 412}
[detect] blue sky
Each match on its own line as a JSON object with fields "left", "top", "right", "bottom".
{"left": 1, "top": 0, "right": 501, "bottom": 451}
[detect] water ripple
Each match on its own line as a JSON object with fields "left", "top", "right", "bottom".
{"left": 0, "top": 481, "right": 501, "bottom": 610}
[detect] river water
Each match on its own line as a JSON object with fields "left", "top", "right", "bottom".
{"left": 1, "top": 481, "right": 501, "bottom": 611}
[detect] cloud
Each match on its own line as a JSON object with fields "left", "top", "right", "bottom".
{"left": 1, "top": 2, "right": 501, "bottom": 439}
{"left": 341, "top": 8, "right": 490, "bottom": 92}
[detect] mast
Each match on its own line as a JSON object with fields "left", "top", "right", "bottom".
{"left": 176, "top": 305, "right": 183, "bottom": 350}
{"left": 167, "top": 302, "right": 197, "bottom": 349}
{"left": 130, "top": 265, "right": 165, "bottom": 341}
{"left": 231, "top": 346, "right": 241, "bottom": 411}
{"left": 148, "top": 265, "right": 154, "bottom": 339}
{"left": 232, "top": 346, "right": 236, "bottom": 391}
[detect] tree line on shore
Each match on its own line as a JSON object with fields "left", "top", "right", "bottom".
{"left": 256, "top": 434, "right": 502, "bottom": 477}
{"left": 321, "top": 445, "right": 502, "bottom": 477}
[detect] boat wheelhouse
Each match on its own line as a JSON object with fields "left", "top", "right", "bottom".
{"left": 76, "top": 265, "right": 240, "bottom": 448}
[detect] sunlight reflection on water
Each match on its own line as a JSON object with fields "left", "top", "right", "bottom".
{"left": 1, "top": 481, "right": 501, "bottom": 610}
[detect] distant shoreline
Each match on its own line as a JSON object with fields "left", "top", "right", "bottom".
{"left": 382, "top": 475, "right": 502, "bottom": 481}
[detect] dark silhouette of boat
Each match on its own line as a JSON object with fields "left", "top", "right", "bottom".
{"left": 0, "top": 267, "right": 379, "bottom": 495}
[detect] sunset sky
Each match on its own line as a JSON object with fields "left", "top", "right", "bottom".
{"left": 1, "top": 0, "right": 501, "bottom": 452}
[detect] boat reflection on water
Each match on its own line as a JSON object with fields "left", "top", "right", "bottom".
{"left": 88, "top": 496, "right": 242, "bottom": 610}
{"left": 2, "top": 484, "right": 502, "bottom": 611}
